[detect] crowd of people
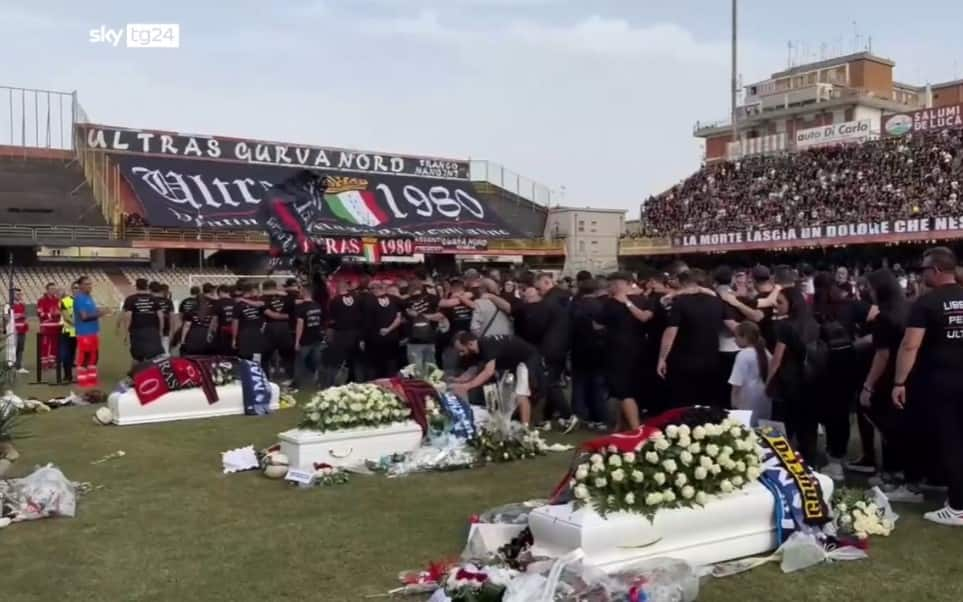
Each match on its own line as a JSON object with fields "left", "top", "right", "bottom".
{"left": 640, "top": 128, "right": 963, "bottom": 236}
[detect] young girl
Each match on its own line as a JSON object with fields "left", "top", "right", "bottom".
{"left": 729, "top": 321, "right": 772, "bottom": 425}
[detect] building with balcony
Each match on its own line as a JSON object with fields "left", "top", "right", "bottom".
{"left": 694, "top": 52, "right": 963, "bottom": 162}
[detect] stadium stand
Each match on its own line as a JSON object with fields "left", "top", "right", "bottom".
{"left": 641, "top": 128, "right": 963, "bottom": 236}
{"left": 0, "top": 156, "right": 106, "bottom": 227}
{"left": 0, "top": 266, "right": 120, "bottom": 308}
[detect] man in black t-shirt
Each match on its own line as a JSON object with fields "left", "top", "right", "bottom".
{"left": 214, "top": 285, "right": 237, "bottom": 356}
{"left": 152, "top": 282, "right": 174, "bottom": 354}
{"left": 657, "top": 269, "right": 732, "bottom": 409}
{"left": 599, "top": 271, "right": 652, "bottom": 429}
{"left": 322, "top": 281, "right": 364, "bottom": 387}
{"left": 362, "top": 280, "right": 404, "bottom": 378}
{"left": 261, "top": 280, "right": 294, "bottom": 381}
{"left": 517, "top": 283, "right": 574, "bottom": 431}
{"left": 453, "top": 332, "right": 540, "bottom": 426}
{"left": 233, "top": 283, "right": 264, "bottom": 361}
{"left": 404, "top": 277, "right": 443, "bottom": 369}
{"left": 294, "top": 287, "right": 324, "bottom": 388}
{"left": 181, "top": 283, "right": 219, "bottom": 356}
{"left": 438, "top": 279, "right": 475, "bottom": 372}
{"left": 893, "top": 247, "right": 963, "bottom": 526}
{"left": 120, "top": 278, "right": 164, "bottom": 362}
{"left": 173, "top": 285, "right": 200, "bottom": 349}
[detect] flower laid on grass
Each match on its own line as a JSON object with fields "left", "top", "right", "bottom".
{"left": 444, "top": 564, "right": 516, "bottom": 602}
{"left": 300, "top": 383, "right": 411, "bottom": 432}
{"left": 831, "top": 488, "right": 895, "bottom": 541}
{"left": 312, "top": 463, "right": 349, "bottom": 487}
{"left": 469, "top": 424, "right": 545, "bottom": 464}
{"left": 572, "top": 417, "right": 762, "bottom": 518}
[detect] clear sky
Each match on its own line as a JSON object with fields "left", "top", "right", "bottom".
{"left": 3, "top": 0, "right": 963, "bottom": 217}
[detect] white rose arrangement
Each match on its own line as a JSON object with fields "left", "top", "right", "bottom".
{"left": 572, "top": 415, "right": 763, "bottom": 518}
{"left": 831, "top": 488, "right": 896, "bottom": 541}
{"left": 300, "top": 383, "right": 411, "bottom": 432}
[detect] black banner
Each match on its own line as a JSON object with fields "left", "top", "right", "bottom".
{"left": 82, "top": 124, "right": 469, "bottom": 179}
{"left": 115, "top": 155, "right": 519, "bottom": 238}
{"left": 414, "top": 236, "right": 489, "bottom": 253}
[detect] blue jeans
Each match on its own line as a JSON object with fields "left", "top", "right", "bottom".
{"left": 571, "top": 368, "right": 608, "bottom": 424}
{"left": 294, "top": 342, "right": 323, "bottom": 388}
{"left": 406, "top": 343, "right": 436, "bottom": 369}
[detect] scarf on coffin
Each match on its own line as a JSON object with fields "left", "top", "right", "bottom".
{"left": 758, "top": 431, "right": 831, "bottom": 542}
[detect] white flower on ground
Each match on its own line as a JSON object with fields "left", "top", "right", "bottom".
{"left": 730, "top": 427, "right": 742, "bottom": 438}
{"left": 574, "top": 485, "right": 589, "bottom": 499}
{"left": 645, "top": 451, "right": 660, "bottom": 464}
{"left": 747, "top": 467, "right": 761, "bottom": 481}
{"left": 611, "top": 469, "right": 625, "bottom": 483}
{"left": 662, "top": 459, "right": 678, "bottom": 473}
{"left": 732, "top": 475, "right": 744, "bottom": 487}
{"left": 700, "top": 456, "right": 714, "bottom": 469}
{"left": 677, "top": 437, "right": 691, "bottom": 449}
{"left": 665, "top": 425, "right": 680, "bottom": 439}
{"left": 675, "top": 473, "right": 688, "bottom": 487}
{"left": 722, "top": 446, "right": 734, "bottom": 457}
{"left": 575, "top": 465, "right": 590, "bottom": 481}
{"left": 654, "top": 438, "right": 671, "bottom": 451}
{"left": 624, "top": 493, "right": 636, "bottom": 505}
{"left": 653, "top": 472, "right": 666, "bottom": 485}
{"left": 694, "top": 467, "right": 708, "bottom": 480}
{"left": 688, "top": 443, "right": 702, "bottom": 455}
{"left": 721, "top": 458, "right": 736, "bottom": 471}
{"left": 595, "top": 477, "right": 608, "bottom": 488}
{"left": 608, "top": 455, "right": 623, "bottom": 467}
{"left": 631, "top": 470, "right": 645, "bottom": 483}
{"left": 735, "top": 460, "right": 746, "bottom": 473}
{"left": 692, "top": 426, "right": 707, "bottom": 440}
{"left": 682, "top": 485, "right": 695, "bottom": 499}
{"left": 706, "top": 444, "right": 720, "bottom": 457}
{"left": 710, "top": 464, "right": 722, "bottom": 475}
{"left": 590, "top": 453, "right": 604, "bottom": 465}
{"left": 680, "top": 451, "right": 694, "bottom": 466}
{"left": 662, "top": 489, "right": 676, "bottom": 503}
{"left": 622, "top": 452, "right": 636, "bottom": 464}
{"left": 309, "top": 412, "right": 321, "bottom": 422}
{"left": 590, "top": 463, "right": 605, "bottom": 474}
{"left": 720, "top": 479, "right": 734, "bottom": 493}
{"left": 695, "top": 491, "right": 708, "bottom": 505}
{"left": 645, "top": 492, "right": 664, "bottom": 506}
{"left": 678, "top": 424, "right": 691, "bottom": 438}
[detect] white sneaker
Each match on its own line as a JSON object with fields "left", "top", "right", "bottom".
{"left": 886, "top": 485, "right": 924, "bottom": 504}
{"left": 16, "top": 368, "right": 29, "bottom": 374}
{"left": 559, "top": 416, "right": 579, "bottom": 434}
{"left": 923, "top": 505, "right": 963, "bottom": 527}
{"left": 823, "top": 461, "right": 844, "bottom": 481}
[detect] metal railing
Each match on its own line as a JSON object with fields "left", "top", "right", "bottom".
{"left": 0, "top": 223, "right": 119, "bottom": 242}
{"left": 470, "top": 160, "right": 560, "bottom": 207}
{"left": 1, "top": 86, "right": 83, "bottom": 150}
{"left": 618, "top": 236, "right": 675, "bottom": 254}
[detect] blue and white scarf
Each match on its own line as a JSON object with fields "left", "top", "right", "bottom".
{"left": 239, "top": 359, "right": 272, "bottom": 416}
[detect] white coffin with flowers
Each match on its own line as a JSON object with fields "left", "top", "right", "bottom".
{"left": 530, "top": 473, "right": 834, "bottom": 571}
{"left": 108, "top": 383, "right": 280, "bottom": 426}
{"left": 279, "top": 421, "right": 423, "bottom": 469}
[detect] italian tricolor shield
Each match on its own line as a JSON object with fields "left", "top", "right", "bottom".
{"left": 325, "top": 190, "right": 388, "bottom": 227}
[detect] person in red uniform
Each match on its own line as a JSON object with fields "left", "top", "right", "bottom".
{"left": 9, "top": 288, "right": 28, "bottom": 374}
{"left": 37, "top": 282, "right": 61, "bottom": 371}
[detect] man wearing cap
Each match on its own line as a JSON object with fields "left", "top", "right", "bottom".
{"left": 599, "top": 271, "right": 652, "bottom": 429}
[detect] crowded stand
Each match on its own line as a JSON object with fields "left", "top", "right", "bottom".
{"left": 641, "top": 128, "right": 963, "bottom": 236}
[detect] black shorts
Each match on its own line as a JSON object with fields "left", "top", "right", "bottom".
{"left": 181, "top": 329, "right": 212, "bottom": 356}
{"left": 236, "top": 327, "right": 262, "bottom": 359}
{"left": 130, "top": 329, "right": 164, "bottom": 362}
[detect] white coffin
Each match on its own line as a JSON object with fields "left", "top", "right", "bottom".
{"left": 530, "top": 474, "right": 834, "bottom": 571}
{"left": 278, "top": 421, "right": 423, "bottom": 469}
{"left": 108, "top": 382, "right": 280, "bottom": 426}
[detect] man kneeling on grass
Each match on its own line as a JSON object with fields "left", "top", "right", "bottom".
{"left": 451, "top": 332, "right": 543, "bottom": 427}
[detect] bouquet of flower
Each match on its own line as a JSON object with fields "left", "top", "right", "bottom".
{"left": 312, "top": 463, "right": 349, "bottom": 487}
{"left": 300, "top": 383, "right": 411, "bottom": 432}
{"left": 400, "top": 362, "right": 445, "bottom": 386}
{"left": 443, "top": 564, "right": 514, "bottom": 602}
{"left": 470, "top": 423, "right": 545, "bottom": 464}
{"left": 831, "top": 488, "right": 895, "bottom": 540}
{"left": 425, "top": 395, "right": 450, "bottom": 433}
{"left": 572, "top": 418, "right": 763, "bottom": 518}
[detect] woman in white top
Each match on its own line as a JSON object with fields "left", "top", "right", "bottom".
{"left": 728, "top": 321, "right": 772, "bottom": 425}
